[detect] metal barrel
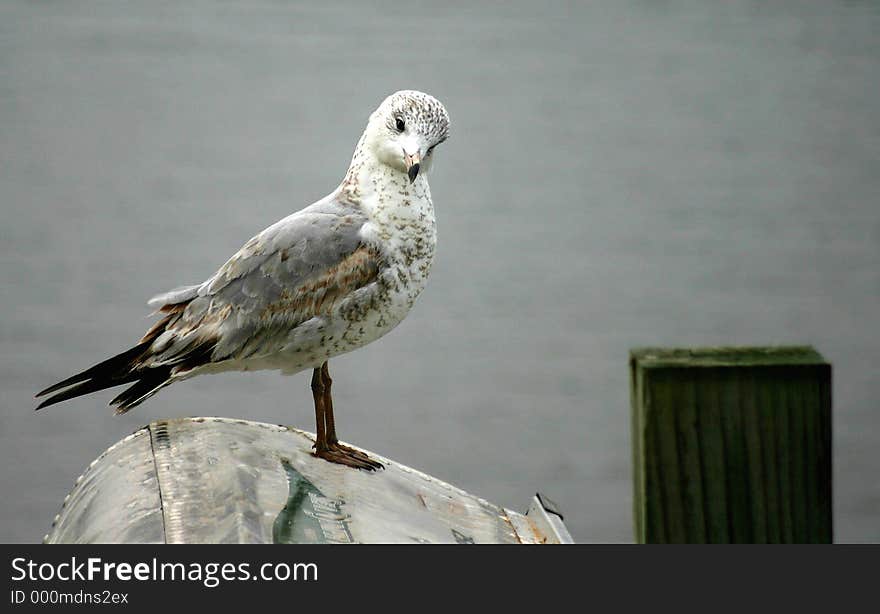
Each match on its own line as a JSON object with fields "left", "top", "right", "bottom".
{"left": 45, "top": 416, "right": 573, "bottom": 544}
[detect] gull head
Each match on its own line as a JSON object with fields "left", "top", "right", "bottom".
{"left": 364, "top": 90, "right": 450, "bottom": 183}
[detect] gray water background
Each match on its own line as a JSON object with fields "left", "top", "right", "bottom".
{"left": 1, "top": 1, "right": 878, "bottom": 542}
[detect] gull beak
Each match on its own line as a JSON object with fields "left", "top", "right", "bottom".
{"left": 404, "top": 151, "right": 421, "bottom": 183}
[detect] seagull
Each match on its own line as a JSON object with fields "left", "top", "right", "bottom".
{"left": 36, "top": 90, "right": 450, "bottom": 471}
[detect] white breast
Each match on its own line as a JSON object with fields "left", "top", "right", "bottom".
{"left": 358, "top": 166, "right": 437, "bottom": 334}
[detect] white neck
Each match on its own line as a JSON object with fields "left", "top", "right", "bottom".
{"left": 339, "top": 135, "right": 433, "bottom": 222}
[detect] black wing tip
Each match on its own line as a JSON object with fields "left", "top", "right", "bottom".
{"left": 35, "top": 381, "right": 79, "bottom": 409}
{"left": 35, "top": 394, "right": 63, "bottom": 411}
{"left": 35, "top": 379, "right": 77, "bottom": 399}
{"left": 33, "top": 335, "right": 210, "bottom": 414}
{"left": 35, "top": 339, "right": 156, "bottom": 402}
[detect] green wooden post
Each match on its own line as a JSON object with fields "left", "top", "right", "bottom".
{"left": 630, "top": 346, "right": 832, "bottom": 543}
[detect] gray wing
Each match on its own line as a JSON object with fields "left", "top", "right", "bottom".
{"left": 144, "top": 193, "right": 381, "bottom": 366}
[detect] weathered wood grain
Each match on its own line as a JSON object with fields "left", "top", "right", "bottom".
{"left": 631, "top": 347, "right": 832, "bottom": 543}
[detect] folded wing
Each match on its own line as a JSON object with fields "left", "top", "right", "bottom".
{"left": 36, "top": 194, "right": 381, "bottom": 413}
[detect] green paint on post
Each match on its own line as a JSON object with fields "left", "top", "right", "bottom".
{"left": 630, "top": 346, "right": 832, "bottom": 543}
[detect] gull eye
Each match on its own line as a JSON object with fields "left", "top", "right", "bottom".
{"left": 395, "top": 117, "right": 405, "bottom": 132}
{"left": 426, "top": 145, "right": 435, "bottom": 156}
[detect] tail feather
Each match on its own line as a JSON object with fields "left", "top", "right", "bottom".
{"left": 36, "top": 340, "right": 217, "bottom": 413}
{"left": 36, "top": 372, "right": 140, "bottom": 410}
{"left": 35, "top": 341, "right": 152, "bottom": 399}
{"left": 109, "top": 340, "right": 215, "bottom": 412}
{"left": 109, "top": 342, "right": 217, "bottom": 414}
{"left": 36, "top": 300, "right": 218, "bottom": 412}
{"left": 110, "top": 368, "right": 173, "bottom": 414}
{"left": 34, "top": 341, "right": 156, "bottom": 410}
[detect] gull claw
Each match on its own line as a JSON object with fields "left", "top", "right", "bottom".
{"left": 313, "top": 442, "right": 384, "bottom": 471}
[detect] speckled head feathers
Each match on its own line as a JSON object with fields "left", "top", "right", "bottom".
{"left": 356, "top": 90, "right": 450, "bottom": 181}
{"left": 380, "top": 90, "right": 450, "bottom": 145}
